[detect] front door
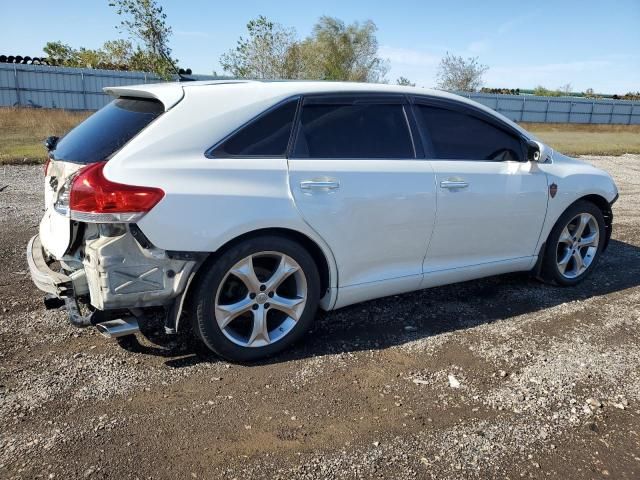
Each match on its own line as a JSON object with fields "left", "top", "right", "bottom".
{"left": 288, "top": 95, "right": 437, "bottom": 291}
{"left": 412, "top": 101, "right": 548, "bottom": 272}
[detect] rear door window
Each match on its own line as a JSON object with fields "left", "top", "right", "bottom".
{"left": 415, "top": 104, "right": 524, "bottom": 161}
{"left": 292, "top": 101, "right": 414, "bottom": 159}
{"left": 52, "top": 97, "right": 163, "bottom": 164}
{"left": 211, "top": 98, "right": 298, "bottom": 157}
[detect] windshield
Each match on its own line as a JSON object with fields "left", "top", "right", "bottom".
{"left": 51, "top": 97, "right": 164, "bottom": 164}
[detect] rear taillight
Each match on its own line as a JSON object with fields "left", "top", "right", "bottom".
{"left": 54, "top": 161, "right": 164, "bottom": 223}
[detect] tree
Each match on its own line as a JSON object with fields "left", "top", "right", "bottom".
{"left": 558, "top": 83, "right": 572, "bottom": 95}
{"left": 74, "top": 48, "right": 105, "bottom": 68}
{"left": 102, "top": 39, "right": 134, "bottom": 66}
{"left": 43, "top": 41, "right": 76, "bottom": 66}
{"left": 299, "top": 16, "right": 388, "bottom": 82}
{"left": 396, "top": 76, "right": 415, "bottom": 87}
{"left": 43, "top": 40, "right": 133, "bottom": 70}
{"left": 220, "top": 15, "right": 389, "bottom": 82}
{"left": 533, "top": 85, "right": 561, "bottom": 97}
{"left": 533, "top": 85, "right": 577, "bottom": 97}
{"left": 220, "top": 16, "right": 299, "bottom": 79}
{"left": 108, "top": 0, "right": 176, "bottom": 78}
{"left": 436, "top": 52, "right": 488, "bottom": 92}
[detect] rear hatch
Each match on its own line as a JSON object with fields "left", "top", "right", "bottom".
{"left": 42, "top": 97, "right": 165, "bottom": 258}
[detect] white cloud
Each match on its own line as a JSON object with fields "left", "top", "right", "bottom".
{"left": 467, "top": 40, "right": 489, "bottom": 54}
{"left": 485, "top": 60, "right": 616, "bottom": 90}
{"left": 378, "top": 46, "right": 439, "bottom": 67}
{"left": 378, "top": 46, "right": 442, "bottom": 87}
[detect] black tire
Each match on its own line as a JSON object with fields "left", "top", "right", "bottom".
{"left": 191, "top": 235, "right": 320, "bottom": 362}
{"left": 540, "top": 200, "right": 606, "bottom": 286}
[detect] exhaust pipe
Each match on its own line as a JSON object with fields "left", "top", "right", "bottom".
{"left": 95, "top": 318, "right": 140, "bottom": 338}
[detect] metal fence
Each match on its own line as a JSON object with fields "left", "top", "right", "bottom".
{"left": 463, "top": 92, "right": 640, "bottom": 125}
{"left": 2, "top": 63, "right": 639, "bottom": 124}
{"left": 0, "top": 63, "right": 216, "bottom": 110}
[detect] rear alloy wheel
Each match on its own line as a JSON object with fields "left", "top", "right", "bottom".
{"left": 541, "top": 201, "right": 605, "bottom": 285}
{"left": 215, "top": 252, "right": 307, "bottom": 348}
{"left": 193, "top": 237, "right": 320, "bottom": 362}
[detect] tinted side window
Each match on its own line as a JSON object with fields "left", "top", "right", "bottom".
{"left": 52, "top": 98, "right": 163, "bottom": 164}
{"left": 293, "top": 103, "right": 414, "bottom": 159}
{"left": 213, "top": 99, "right": 298, "bottom": 157}
{"left": 415, "top": 105, "right": 523, "bottom": 161}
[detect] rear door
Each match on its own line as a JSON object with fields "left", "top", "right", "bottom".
{"left": 413, "top": 99, "right": 548, "bottom": 272}
{"left": 288, "top": 94, "right": 437, "bottom": 290}
{"left": 41, "top": 97, "right": 164, "bottom": 258}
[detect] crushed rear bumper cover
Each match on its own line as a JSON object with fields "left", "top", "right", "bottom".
{"left": 26, "top": 234, "right": 72, "bottom": 297}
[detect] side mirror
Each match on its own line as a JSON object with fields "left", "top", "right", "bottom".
{"left": 526, "top": 139, "right": 551, "bottom": 163}
{"left": 527, "top": 140, "right": 541, "bottom": 162}
{"left": 44, "top": 135, "right": 59, "bottom": 151}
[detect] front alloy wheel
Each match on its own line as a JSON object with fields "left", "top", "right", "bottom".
{"left": 192, "top": 236, "right": 320, "bottom": 362}
{"left": 555, "top": 213, "right": 600, "bottom": 279}
{"left": 541, "top": 200, "right": 606, "bottom": 286}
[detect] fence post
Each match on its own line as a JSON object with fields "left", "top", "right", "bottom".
{"left": 544, "top": 99, "right": 549, "bottom": 122}
{"left": 568, "top": 100, "right": 573, "bottom": 123}
{"left": 81, "top": 72, "right": 87, "bottom": 110}
{"left": 609, "top": 103, "right": 614, "bottom": 124}
{"left": 13, "top": 64, "right": 21, "bottom": 107}
{"left": 521, "top": 96, "right": 526, "bottom": 122}
{"left": 589, "top": 100, "right": 594, "bottom": 124}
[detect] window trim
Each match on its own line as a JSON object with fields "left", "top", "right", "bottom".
{"left": 205, "top": 95, "right": 302, "bottom": 159}
{"left": 289, "top": 93, "right": 418, "bottom": 160}
{"left": 410, "top": 95, "right": 528, "bottom": 162}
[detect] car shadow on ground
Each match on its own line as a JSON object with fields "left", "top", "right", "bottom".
{"left": 117, "top": 239, "right": 640, "bottom": 367}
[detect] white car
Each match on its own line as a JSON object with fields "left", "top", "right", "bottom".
{"left": 27, "top": 80, "right": 619, "bottom": 361}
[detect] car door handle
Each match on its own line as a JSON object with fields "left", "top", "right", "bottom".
{"left": 440, "top": 180, "right": 469, "bottom": 189}
{"left": 300, "top": 180, "right": 340, "bottom": 191}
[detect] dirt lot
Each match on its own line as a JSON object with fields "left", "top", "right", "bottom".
{"left": 1, "top": 156, "right": 639, "bottom": 479}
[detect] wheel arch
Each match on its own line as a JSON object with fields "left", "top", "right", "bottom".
{"left": 540, "top": 193, "right": 613, "bottom": 257}
{"left": 533, "top": 192, "right": 613, "bottom": 279}
{"left": 174, "top": 227, "right": 337, "bottom": 332}
{"left": 208, "top": 227, "right": 334, "bottom": 298}
{"left": 574, "top": 194, "right": 613, "bottom": 251}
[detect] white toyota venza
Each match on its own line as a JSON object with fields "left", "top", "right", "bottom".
{"left": 28, "top": 80, "right": 619, "bottom": 361}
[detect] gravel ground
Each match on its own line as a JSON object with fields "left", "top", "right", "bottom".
{"left": 0, "top": 156, "right": 639, "bottom": 479}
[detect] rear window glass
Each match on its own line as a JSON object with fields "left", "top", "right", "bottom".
{"left": 212, "top": 98, "right": 298, "bottom": 157}
{"left": 52, "top": 97, "right": 163, "bottom": 164}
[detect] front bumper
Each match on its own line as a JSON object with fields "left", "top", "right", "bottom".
{"left": 26, "top": 234, "right": 72, "bottom": 297}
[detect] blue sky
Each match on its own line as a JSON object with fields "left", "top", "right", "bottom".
{"left": 2, "top": 0, "right": 639, "bottom": 93}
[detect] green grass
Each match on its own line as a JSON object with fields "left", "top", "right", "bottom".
{"left": 0, "top": 107, "right": 89, "bottom": 165}
{"left": 522, "top": 123, "right": 640, "bottom": 156}
{"left": 0, "top": 108, "right": 638, "bottom": 164}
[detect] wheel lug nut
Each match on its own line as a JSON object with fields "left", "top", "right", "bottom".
{"left": 268, "top": 291, "right": 274, "bottom": 298}
{"left": 265, "top": 303, "right": 270, "bottom": 309}
{"left": 259, "top": 285, "right": 266, "bottom": 292}
{"left": 252, "top": 304, "right": 259, "bottom": 310}
{"left": 249, "top": 293, "right": 256, "bottom": 299}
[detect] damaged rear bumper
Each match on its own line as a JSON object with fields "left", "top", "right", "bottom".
{"left": 26, "top": 235, "right": 73, "bottom": 297}
{"left": 27, "top": 225, "right": 201, "bottom": 334}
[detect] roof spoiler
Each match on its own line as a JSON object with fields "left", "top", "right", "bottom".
{"left": 103, "top": 84, "right": 185, "bottom": 111}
